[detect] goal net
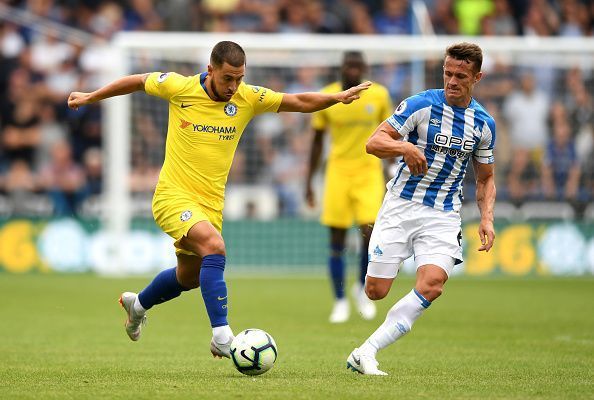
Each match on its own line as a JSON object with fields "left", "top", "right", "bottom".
{"left": 103, "top": 33, "right": 594, "bottom": 274}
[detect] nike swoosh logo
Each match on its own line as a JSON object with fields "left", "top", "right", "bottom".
{"left": 217, "top": 296, "right": 227, "bottom": 301}
{"left": 181, "top": 103, "right": 193, "bottom": 108}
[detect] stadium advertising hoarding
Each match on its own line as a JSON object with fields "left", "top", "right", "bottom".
{"left": 0, "top": 218, "right": 593, "bottom": 276}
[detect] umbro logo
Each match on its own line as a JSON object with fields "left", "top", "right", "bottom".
{"left": 181, "top": 103, "right": 193, "bottom": 108}
{"left": 429, "top": 118, "right": 441, "bottom": 127}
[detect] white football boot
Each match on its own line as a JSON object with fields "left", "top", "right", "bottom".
{"left": 119, "top": 292, "right": 147, "bottom": 341}
{"left": 210, "top": 336, "right": 234, "bottom": 359}
{"left": 329, "top": 298, "right": 350, "bottom": 323}
{"left": 346, "top": 348, "right": 388, "bottom": 376}
{"left": 352, "top": 284, "right": 377, "bottom": 320}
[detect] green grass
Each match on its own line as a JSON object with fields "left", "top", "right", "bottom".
{"left": 1, "top": 274, "right": 593, "bottom": 399}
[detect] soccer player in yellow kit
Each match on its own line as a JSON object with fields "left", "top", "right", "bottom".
{"left": 305, "top": 52, "right": 393, "bottom": 323}
{"left": 67, "top": 41, "right": 371, "bottom": 358}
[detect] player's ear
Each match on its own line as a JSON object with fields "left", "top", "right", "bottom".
{"left": 207, "top": 64, "right": 213, "bottom": 75}
{"left": 474, "top": 71, "right": 483, "bottom": 84}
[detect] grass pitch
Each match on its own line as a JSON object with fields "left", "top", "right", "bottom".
{"left": 1, "top": 273, "right": 593, "bottom": 399}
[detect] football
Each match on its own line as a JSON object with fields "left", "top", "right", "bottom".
{"left": 230, "top": 328, "right": 278, "bottom": 375}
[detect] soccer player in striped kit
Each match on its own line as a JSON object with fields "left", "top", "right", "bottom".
{"left": 347, "top": 42, "right": 496, "bottom": 375}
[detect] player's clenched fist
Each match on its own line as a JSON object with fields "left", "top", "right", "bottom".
{"left": 67, "top": 92, "right": 92, "bottom": 110}
{"left": 403, "top": 142, "right": 428, "bottom": 176}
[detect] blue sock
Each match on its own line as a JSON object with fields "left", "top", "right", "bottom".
{"left": 329, "top": 244, "right": 345, "bottom": 299}
{"left": 138, "top": 267, "right": 189, "bottom": 310}
{"left": 200, "top": 254, "right": 228, "bottom": 328}
{"left": 359, "top": 250, "right": 369, "bottom": 286}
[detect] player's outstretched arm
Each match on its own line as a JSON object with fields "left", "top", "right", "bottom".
{"left": 277, "top": 81, "right": 372, "bottom": 113}
{"left": 67, "top": 73, "right": 149, "bottom": 110}
{"left": 474, "top": 159, "right": 496, "bottom": 252}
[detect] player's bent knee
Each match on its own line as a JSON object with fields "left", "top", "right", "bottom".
{"left": 181, "top": 235, "right": 226, "bottom": 257}
{"left": 365, "top": 282, "right": 389, "bottom": 300}
{"left": 416, "top": 281, "right": 444, "bottom": 302}
{"left": 202, "top": 238, "right": 226, "bottom": 256}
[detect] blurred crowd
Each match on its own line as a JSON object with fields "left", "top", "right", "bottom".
{"left": 0, "top": 0, "right": 593, "bottom": 218}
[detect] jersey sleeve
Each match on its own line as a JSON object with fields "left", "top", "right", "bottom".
{"left": 386, "top": 92, "right": 428, "bottom": 136}
{"left": 144, "top": 72, "right": 187, "bottom": 101}
{"left": 473, "top": 117, "right": 496, "bottom": 164}
{"left": 245, "top": 84, "right": 283, "bottom": 115}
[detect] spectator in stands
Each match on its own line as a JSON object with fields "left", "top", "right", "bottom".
{"left": 1, "top": 97, "right": 41, "bottom": 168}
{"left": 522, "top": 0, "right": 559, "bottom": 36}
{"left": 123, "top": 0, "right": 164, "bottom": 31}
{"left": 349, "top": 1, "right": 377, "bottom": 34}
{"left": 30, "top": 31, "right": 74, "bottom": 75}
{"left": 0, "top": 21, "right": 26, "bottom": 58}
{"left": 39, "top": 140, "right": 86, "bottom": 216}
{"left": 258, "top": 4, "right": 281, "bottom": 33}
{"left": 473, "top": 57, "right": 515, "bottom": 108}
{"left": 129, "top": 144, "right": 160, "bottom": 194}
{"left": 68, "top": 103, "right": 102, "bottom": 163}
{"left": 372, "top": 0, "right": 413, "bottom": 34}
{"left": 541, "top": 118, "right": 581, "bottom": 201}
{"left": 271, "top": 133, "right": 308, "bottom": 217}
{"left": 35, "top": 101, "right": 67, "bottom": 170}
{"left": 454, "top": 0, "right": 494, "bottom": 35}
{"left": 4, "top": 159, "right": 37, "bottom": 195}
{"left": 89, "top": 1, "right": 125, "bottom": 39}
{"left": 481, "top": 0, "right": 518, "bottom": 36}
{"left": 430, "top": 0, "right": 459, "bottom": 35}
{"left": 279, "top": 1, "right": 311, "bottom": 33}
{"left": 558, "top": 0, "right": 589, "bottom": 37}
{"left": 503, "top": 71, "right": 549, "bottom": 201}
{"left": 308, "top": 0, "right": 345, "bottom": 33}
{"left": 81, "top": 147, "right": 103, "bottom": 197}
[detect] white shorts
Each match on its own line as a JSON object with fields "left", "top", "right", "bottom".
{"left": 367, "top": 192, "right": 462, "bottom": 279}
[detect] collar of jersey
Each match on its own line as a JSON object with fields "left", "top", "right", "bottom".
{"left": 439, "top": 89, "right": 475, "bottom": 110}
{"left": 200, "top": 72, "right": 208, "bottom": 95}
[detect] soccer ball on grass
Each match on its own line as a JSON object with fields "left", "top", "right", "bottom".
{"left": 230, "top": 328, "right": 277, "bottom": 375}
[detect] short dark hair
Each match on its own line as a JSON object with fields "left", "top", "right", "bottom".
{"left": 210, "top": 41, "right": 246, "bottom": 68}
{"left": 342, "top": 51, "right": 365, "bottom": 65}
{"left": 445, "top": 42, "right": 483, "bottom": 73}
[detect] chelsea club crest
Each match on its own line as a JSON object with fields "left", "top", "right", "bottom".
{"left": 224, "top": 102, "right": 238, "bottom": 117}
{"left": 180, "top": 210, "right": 192, "bottom": 222}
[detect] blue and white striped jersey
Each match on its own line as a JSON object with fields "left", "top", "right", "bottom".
{"left": 386, "top": 89, "right": 496, "bottom": 212}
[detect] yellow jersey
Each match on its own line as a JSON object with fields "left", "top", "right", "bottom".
{"left": 311, "top": 82, "right": 392, "bottom": 168}
{"left": 145, "top": 72, "right": 283, "bottom": 211}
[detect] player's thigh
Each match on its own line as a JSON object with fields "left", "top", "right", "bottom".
{"left": 152, "top": 187, "right": 223, "bottom": 257}
{"left": 352, "top": 168, "right": 384, "bottom": 225}
{"left": 367, "top": 193, "right": 417, "bottom": 270}
{"left": 180, "top": 220, "right": 226, "bottom": 257}
{"left": 176, "top": 253, "right": 202, "bottom": 288}
{"left": 321, "top": 167, "right": 353, "bottom": 228}
{"left": 413, "top": 209, "right": 462, "bottom": 277}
